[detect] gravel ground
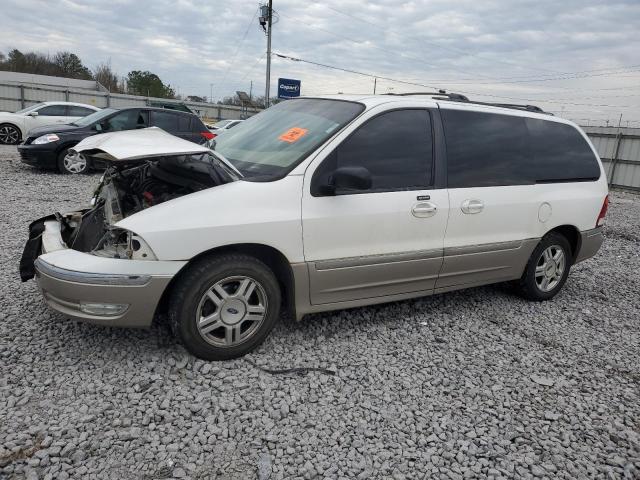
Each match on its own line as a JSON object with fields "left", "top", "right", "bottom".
{"left": 0, "top": 144, "right": 639, "bottom": 480}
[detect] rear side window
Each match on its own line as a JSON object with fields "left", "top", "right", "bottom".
{"left": 312, "top": 109, "right": 434, "bottom": 195}
{"left": 177, "top": 115, "right": 191, "bottom": 132}
{"left": 37, "top": 105, "right": 67, "bottom": 116}
{"left": 103, "top": 110, "right": 143, "bottom": 131}
{"left": 442, "top": 109, "right": 600, "bottom": 188}
{"left": 68, "top": 106, "right": 95, "bottom": 117}
{"left": 152, "top": 111, "right": 179, "bottom": 132}
{"left": 191, "top": 116, "right": 207, "bottom": 132}
{"left": 524, "top": 118, "right": 601, "bottom": 183}
{"left": 442, "top": 110, "right": 529, "bottom": 188}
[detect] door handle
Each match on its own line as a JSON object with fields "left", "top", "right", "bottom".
{"left": 412, "top": 201, "right": 437, "bottom": 218}
{"left": 461, "top": 199, "right": 484, "bottom": 214}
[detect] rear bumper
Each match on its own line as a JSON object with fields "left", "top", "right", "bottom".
{"left": 27, "top": 219, "right": 187, "bottom": 328}
{"left": 18, "top": 143, "right": 58, "bottom": 168}
{"left": 575, "top": 227, "right": 604, "bottom": 263}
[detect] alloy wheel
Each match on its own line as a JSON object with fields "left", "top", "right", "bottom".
{"left": 63, "top": 152, "right": 87, "bottom": 173}
{"left": 195, "top": 276, "right": 268, "bottom": 347}
{"left": 0, "top": 125, "right": 20, "bottom": 144}
{"left": 534, "top": 245, "right": 566, "bottom": 292}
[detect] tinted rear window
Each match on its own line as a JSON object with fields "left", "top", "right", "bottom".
{"left": 190, "top": 116, "right": 207, "bottom": 132}
{"left": 524, "top": 118, "right": 601, "bottom": 183}
{"left": 442, "top": 109, "right": 600, "bottom": 188}
{"left": 152, "top": 111, "right": 179, "bottom": 132}
{"left": 177, "top": 115, "right": 191, "bottom": 132}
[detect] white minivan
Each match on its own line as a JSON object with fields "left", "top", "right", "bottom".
{"left": 21, "top": 93, "right": 609, "bottom": 360}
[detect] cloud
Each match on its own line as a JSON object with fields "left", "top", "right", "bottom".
{"left": 1, "top": 0, "right": 639, "bottom": 123}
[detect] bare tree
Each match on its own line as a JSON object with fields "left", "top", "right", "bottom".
{"left": 94, "top": 60, "right": 122, "bottom": 93}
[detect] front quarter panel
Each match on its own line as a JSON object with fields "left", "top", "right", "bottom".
{"left": 116, "top": 176, "right": 304, "bottom": 263}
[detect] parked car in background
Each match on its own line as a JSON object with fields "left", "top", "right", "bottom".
{"left": 20, "top": 94, "right": 608, "bottom": 361}
{"left": 209, "top": 119, "right": 243, "bottom": 132}
{"left": 0, "top": 102, "right": 99, "bottom": 145}
{"left": 18, "top": 107, "right": 214, "bottom": 174}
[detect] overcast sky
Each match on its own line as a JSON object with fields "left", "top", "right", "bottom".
{"left": 2, "top": 0, "right": 639, "bottom": 125}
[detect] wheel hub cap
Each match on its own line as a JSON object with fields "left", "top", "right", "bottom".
{"left": 64, "top": 153, "right": 86, "bottom": 173}
{"left": 535, "top": 245, "right": 566, "bottom": 292}
{"left": 195, "top": 276, "right": 267, "bottom": 347}
{"left": 221, "top": 299, "right": 247, "bottom": 325}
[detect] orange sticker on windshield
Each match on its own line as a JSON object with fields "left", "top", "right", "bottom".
{"left": 279, "top": 127, "right": 308, "bottom": 143}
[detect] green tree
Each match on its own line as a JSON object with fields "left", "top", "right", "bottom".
{"left": 126, "top": 70, "right": 175, "bottom": 98}
{"left": 52, "top": 52, "right": 92, "bottom": 79}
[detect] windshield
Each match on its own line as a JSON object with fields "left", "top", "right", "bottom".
{"left": 14, "top": 104, "right": 42, "bottom": 114}
{"left": 213, "top": 98, "right": 364, "bottom": 178}
{"left": 72, "top": 108, "right": 116, "bottom": 127}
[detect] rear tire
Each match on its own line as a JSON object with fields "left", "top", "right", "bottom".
{"left": 0, "top": 123, "right": 21, "bottom": 145}
{"left": 57, "top": 148, "right": 90, "bottom": 174}
{"left": 168, "top": 254, "right": 281, "bottom": 360}
{"left": 517, "top": 232, "right": 572, "bottom": 301}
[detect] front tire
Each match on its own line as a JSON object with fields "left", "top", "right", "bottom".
{"left": 169, "top": 254, "right": 281, "bottom": 360}
{"left": 0, "top": 123, "right": 21, "bottom": 145}
{"left": 57, "top": 148, "right": 90, "bottom": 174}
{"left": 517, "top": 232, "right": 572, "bottom": 301}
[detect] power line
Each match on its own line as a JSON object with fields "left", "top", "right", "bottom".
{"left": 277, "top": 11, "right": 497, "bottom": 81}
{"left": 320, "top": 4, "right": 640, "bottom": 86}
{"left": 281, "top": 8, "right": 640, "bottom": 92}
{"left": 214, "top": 7, "right": 259, "bottom": 98}
{"left": 272, "top": 52, "right": 440, "bottom": 90}
{"left": 321, "top": 4, "right": 565, "bottom": 76}
{"left": 273, "top": 52, "right": 640, "bottom": 109}
{"left": 444, "top": 66, "right": 640, "bottom": 85}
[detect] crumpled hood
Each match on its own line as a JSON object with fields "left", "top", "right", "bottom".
{"left": 71, "top": 127, "right": 210, "bottom": 161}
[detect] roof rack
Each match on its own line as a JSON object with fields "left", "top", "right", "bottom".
{"left": 383, "top": 90, "right": 551, "bottom": 115}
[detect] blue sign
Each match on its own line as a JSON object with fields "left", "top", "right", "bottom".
{"left": 278, "top": 78, "right": 301, "bottom": 99}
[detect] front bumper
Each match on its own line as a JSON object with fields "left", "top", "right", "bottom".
{"left": 18, "top": 143, "right": 58, "bottom": 168}
{"left": 25, "top": 218, "right": 187, "bottom": 328}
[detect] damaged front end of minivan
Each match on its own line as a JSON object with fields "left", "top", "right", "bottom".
{"left": 20, "top": 127, "right": 241, "bottom": 282}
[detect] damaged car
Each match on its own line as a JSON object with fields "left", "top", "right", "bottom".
{"left": 21, "top": 95, "right": 608, "bottom": 360}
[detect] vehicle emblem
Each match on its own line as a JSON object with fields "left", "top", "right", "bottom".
{"left": 227, "top": 307, "right": 239, "bottom": 315}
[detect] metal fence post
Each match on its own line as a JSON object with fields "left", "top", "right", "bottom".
{"left": 19, "top": 85, "right": 25, "bottom": 109}
{"left": 608, "top": 131, "right": 624, "bottom": 186}
{"left": 106, "top": 93, "right": 111, "bottom": 108}
{"left": 65, "top": 89, "right": 70, "bottom": 102}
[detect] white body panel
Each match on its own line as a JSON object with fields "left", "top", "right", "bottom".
{"left": 302, "top": 189, "right": 448, "bottom": 260}
{"left": 445, "top": 181, "right": 607, "bottom": 248}
{"left": 117, "top": 176, "right": 305, "bottom": 263}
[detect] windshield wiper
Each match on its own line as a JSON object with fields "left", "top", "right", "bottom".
{"left": 210, "top": 151, "right": 243, "bottom": 179}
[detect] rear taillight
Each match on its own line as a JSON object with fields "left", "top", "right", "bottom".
{"left": 596, "top": 195, "right": 609, "bottom": 227}
{"left": 200, "top": 131, "right": 216, "bottom": 140}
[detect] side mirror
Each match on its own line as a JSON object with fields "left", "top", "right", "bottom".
{"left": 322, "top": 166, "right": 372, "bottom": 195}
{"left": 93, "top": 123, "right": 103, "bottom": 132}
{"left": 27, "top": 111, "right": 39, "bottom": 117}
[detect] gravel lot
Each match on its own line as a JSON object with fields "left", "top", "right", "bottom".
{"left": 0, "top": 144, "right": 639, "bottom": 480}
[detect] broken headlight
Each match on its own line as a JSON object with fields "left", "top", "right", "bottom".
{"left": 92, "top": 228, "right": 157, "bottom": 260}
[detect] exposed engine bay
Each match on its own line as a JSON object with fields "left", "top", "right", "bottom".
{"left": 58, "top": 153, "right": 238, "bottom": 259}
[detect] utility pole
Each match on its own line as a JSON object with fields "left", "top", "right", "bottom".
{"left": 265, "top": 0, "right": 273, "bottom": 108}
{"left": 249, "top": 80, "right": 253, "bottom": 103}
{"left": 210, "top": 83, "right": 213, "bottom": 104}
